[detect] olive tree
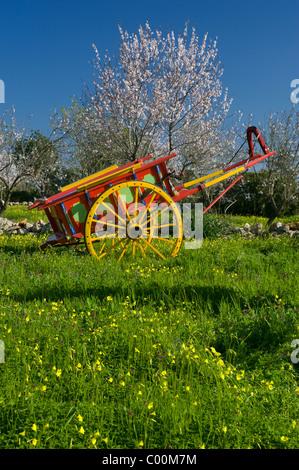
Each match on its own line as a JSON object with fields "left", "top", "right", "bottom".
{"left": 260, "top": 108, "right": 298, "bottom": 225}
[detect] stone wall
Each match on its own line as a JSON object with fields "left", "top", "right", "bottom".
{"left": 234, "top": 221, "right": 299, "bottom": 238}
{"left": 0, "top": 218, "right": 50, "bottom": 236}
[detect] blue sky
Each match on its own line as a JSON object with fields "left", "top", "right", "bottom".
{"left": 0, "top": 0, "right": 298, "bottom": 135}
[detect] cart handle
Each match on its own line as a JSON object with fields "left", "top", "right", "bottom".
{"left": 175, "top": 126, "right": 275, "bottom": 192}
{"left": 247, "top": 126, "right": 269, "bottom": 157}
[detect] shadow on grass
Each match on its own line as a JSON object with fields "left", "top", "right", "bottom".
{"left": 11, "top": 277, "right": 242, "bottom": 315}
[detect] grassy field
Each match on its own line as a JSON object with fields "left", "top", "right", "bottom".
{"left": 0, "top": 206, "right": 298, "bottom": 449}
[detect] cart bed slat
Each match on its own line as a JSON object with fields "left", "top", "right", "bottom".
{"left": 60, "top": 164, "right": 118, "bottom": 192}
{"left": 76, "top": 162, "right": 142, "bottom": 192}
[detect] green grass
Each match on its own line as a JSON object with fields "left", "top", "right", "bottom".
{"left": 1, "top": 205, "right": 45, "bottom": 223}
{"left": 0, "top": 206, "right": 298, "bottom": 449}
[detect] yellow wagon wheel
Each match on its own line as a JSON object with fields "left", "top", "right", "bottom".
{"left": 84, "top": 180, "right": 183, "bottom": 262}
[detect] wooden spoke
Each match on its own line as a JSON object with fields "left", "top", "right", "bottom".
{"left": 114, "top": 189, "right": 132, "bottom": 222}
{"left": 93, "top": 218, "right": 122, "bottom": 229}
{"left": 100, "top": 201, "right": 126, "bottom": 225}
{"left": 136, "top": 239, "right": 146, "bottom": 257}
{"left": 140, "top": 203, "right": 174, "bottom": 228}
{"left": 99, "top": 237, "right": 108, "bottom": 255}
{"left": 153, "top": 237, "right": 176, "bottom": 244}
{"left": 118, "top": 239, "right": 131, "bottom": 262}
{"left": 134, "top": 187, "right": 139, "bottom": 218}
{"left": 97, "top": 238, "right": 124, "bottom": 259}
{"left": 90, "top": 233, "right": 116, "bottom": 242}
{"left": 138, "top": 192, "right": 158, "bottom": 225}
{"left": 140, "top": 238, "right": 165, "bottom": 260}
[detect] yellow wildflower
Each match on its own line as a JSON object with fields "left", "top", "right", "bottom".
{"left": 211, "top": 347, "right": 221, "bottom": 357}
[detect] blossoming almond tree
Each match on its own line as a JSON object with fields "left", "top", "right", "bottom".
{"left": 0, "top": 107, "right": 60, "bottom": 215}
{"left": 55, "top": 22, "right": 241, "bottom": 179}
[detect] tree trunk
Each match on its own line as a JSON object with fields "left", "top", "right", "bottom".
{"left": 266, "top": 196, "right": 287, "bottom": 226}
{"left": 0, "top": 199, "right": 9, "bottom": 217}
{"left": 0, "top": 187, "right": 13, "bottom": 217}
{"left": 202, "top": 188, "right": 212, "bottom": 210}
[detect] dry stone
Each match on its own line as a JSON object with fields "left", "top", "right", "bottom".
{"left": 269, "top": 222, "right": 282, "bottom": 232}
{"left": 0, "top": 217, "right": 50, "bottom": 236}
{"left": 250, "top": 223, "right": 263, "bottom": 235}
{"left": 277, "top": 225, "right": 290, "bottom": 234}
{"left": 288, "top": 222, "right": 299, "bottom": 231}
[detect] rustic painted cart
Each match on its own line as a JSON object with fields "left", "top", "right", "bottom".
{"left": 29, "top": 126, "right": 276, "bottom": 262}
